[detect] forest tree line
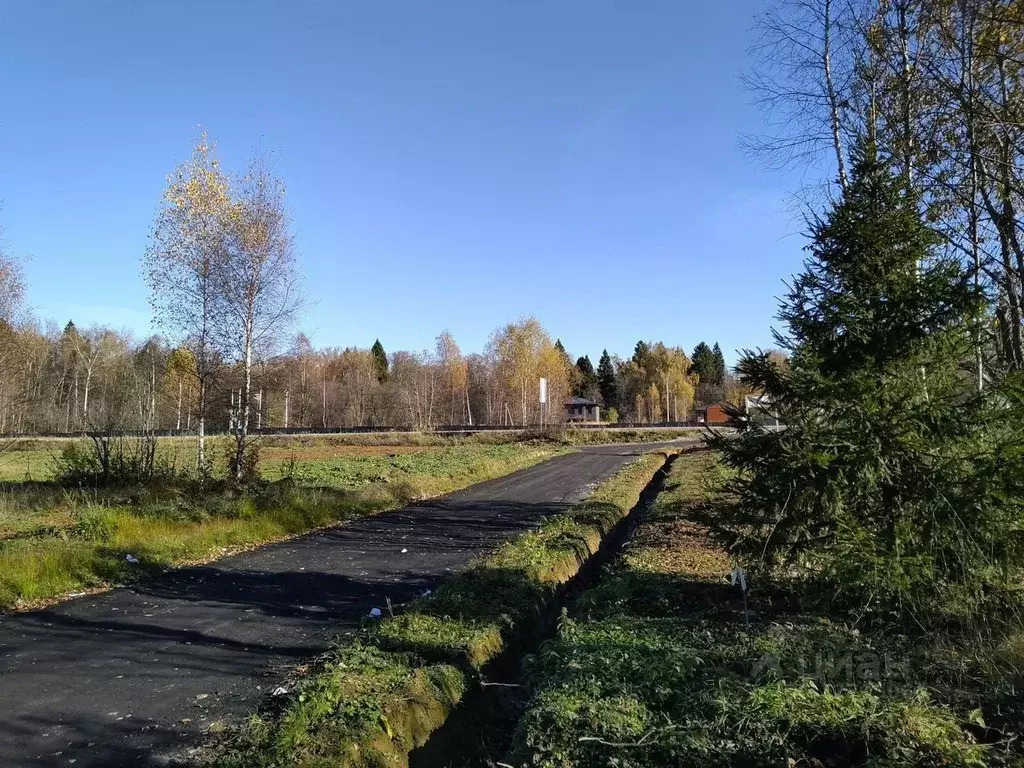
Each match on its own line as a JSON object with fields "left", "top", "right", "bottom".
{"left": 0, "top": 135, "right": 754, "bottom": 476}
{"left": 0, "top": 301, "right": 744, "bottom": 437}
{"left": 0, "top": 135, "right": 753, "bottom": 453}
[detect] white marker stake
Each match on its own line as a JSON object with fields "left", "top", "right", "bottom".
{"left": 730, "top": 567, "right": 750, "bottom": 627}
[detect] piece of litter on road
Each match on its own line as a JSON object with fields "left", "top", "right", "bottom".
{"left": 368, "top": 607, "right": 382, "bottom": 618}
{"left": 421, "top": 589, "right": 432, "bottom": 597}
{"left": 125, "top": 554, "right": 139, "bottom": 564}
{"left": 400, "top": 548, "right": 408, "bottom": 554}
{"left": 271, "top": 686, "right": 288, "bottom": 696}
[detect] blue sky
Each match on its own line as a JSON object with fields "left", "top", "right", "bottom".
{"left": 0, "top": 1, "right": 817, "bottom": 364}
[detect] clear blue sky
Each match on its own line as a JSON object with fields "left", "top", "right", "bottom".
{"left": 0, "top": 1, "right": 816, "bottom": 365}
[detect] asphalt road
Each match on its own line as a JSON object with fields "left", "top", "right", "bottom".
{"left": 0, "top": 441, "right": 687, "bottom": 767}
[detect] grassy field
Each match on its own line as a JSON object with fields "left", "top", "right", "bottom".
{"left": 507, "top": 451, "right": 1024, "bottom": 767}
{"left": 0, "top": 442, "right": 561, "bottom": 610}
{"left": 211, "top": 450, "right": 674, "bottom": 768}
{"left": 0, "top": 427, "right": 700, "bottom": 482}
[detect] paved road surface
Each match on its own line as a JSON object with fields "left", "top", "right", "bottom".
{"left": 0, "top": 442, "right": 685, "bottom": 767}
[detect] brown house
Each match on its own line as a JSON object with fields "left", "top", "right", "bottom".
{"left": 701, "top": 402, "right": 730, "bottom": 426}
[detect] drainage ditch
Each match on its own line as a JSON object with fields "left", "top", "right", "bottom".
{"left": 409, "top": 450, "right": 682, "bottom": 768}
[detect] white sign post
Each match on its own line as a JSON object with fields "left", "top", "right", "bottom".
{"left": 539, "top": 378, "right": 548, "bottom": 427}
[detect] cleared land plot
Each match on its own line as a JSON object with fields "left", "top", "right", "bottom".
{"left": 0, "top": 442, "right": 559, "bottom": 609}
{"left": 0, "top": 443, "right": 671, "bottom": 768}
{"left": 508, "top": 451, "right": 1024, "bottom": 767}
{"left": 0, "top": 428, "right": 703, "bottom": 482}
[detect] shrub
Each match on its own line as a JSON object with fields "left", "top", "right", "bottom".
{"left": 53, "top": 442, "right": 104, "bottom": 485}
{"left": 53, "top": 434, "right": 173, "bottom": 486}
{"left": 225, "top": 443, "right": 261, "bottom": 485}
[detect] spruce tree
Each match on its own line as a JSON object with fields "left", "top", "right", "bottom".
{"left": 689, "top": 341, "right": 714, "bottom": 382}
{"left": 370, "top": 339, "right": 389, "bottom": 383}
{"left": 632, "top": 341, "right": 650, "bottom": 367}
{"left": 597, "top": 350, "right": 618, "bottom": 410}
{"left": 710, "top": 142, "right": 1022, "bottom": 624}
{"left": 574, "top": 355, "right": 597, "bottom": 398}
{"left": 554, "top": 339, "right": 570, "bottom": 363}
{"left": 711, "top": 342, "right": 727, "bottom": 385}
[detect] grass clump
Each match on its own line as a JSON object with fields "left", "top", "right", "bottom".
{"left": 218, "top": 644, "right": 467, "bottom": 768}
{"left": 212, "top": 451, "right": 672, "bottom": 768}
{"left": 508, "top": 451, "right": 1020, "bottom": 767}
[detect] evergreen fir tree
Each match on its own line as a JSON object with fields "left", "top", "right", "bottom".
{"left": 689, "top": 341, "right": 714, "bottom": 382}
{"left": 554, "top": 339, "right": 569, "bottom": 362}
{"left": 709, "top": 142, "right": 1021, "bottom": 625}
{"left": 597, "top": 350, "right": 618, "bottom": 410}
{"left": 370, "top": 339, "right": 389, "bottom": 383}
{"left": 632, "top": 341, "right": 650, "bottom": 367}
{"left": 711, "top": 342, "right": 727, "bottom": 385}
{"left": 574, "top": 355, "right": 597, "bottom": 398}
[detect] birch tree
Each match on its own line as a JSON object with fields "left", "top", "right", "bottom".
{"left": 0, "top": 250, "right": 25, "bottom": 324}
{"left": 0, "top": 250, "right": 27, "bottom": 453}
{"left": 436, "top": 330, "right": 468, "bottom": 425}
{"left": 164, "top": 347, "right": 197, "bottom": 431}
{"left": 144, "top": 134, "right": 232, "bottom": 473}
{"left": 222, "top": 155, "right": 302, "bottom": 479}
{"left": 743, "top": 0, "right": 859, "bottom": 192}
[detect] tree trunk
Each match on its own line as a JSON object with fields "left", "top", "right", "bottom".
{"left": 234, "top": 331, "right": 253, "bottom": 481}
{"left": 321, "top": 372, "right": 328, "bottom": 428}
{"left": 197, "top": 378, "right": 206, "bottom": 474}
{"left": 823, "top": 0, "right": 848, "bottom": 191}
{"left": 82, "top": 368, "right": 92, "bottom": 428}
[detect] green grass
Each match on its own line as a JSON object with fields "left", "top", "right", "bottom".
{"left": 507, "top": 451, "right": 1024, "bottom": 767}
{"left": 259, "top": 443, "right": 557, "bottom": 491}
{"left": 550, "top": 426, "right": 702, "bottom": 445}
{"left": 218, "top": 644, "right": 468, "bottom": 768}
{"left": 0, "top": 444, "right": 559, "bottom": 609}
{"left": 211, "top": 450, "right": 674, "bottom": 768}
{"left": 0, "top": 448, "right": 61, "bottom": 482}
{"left": 0, "top": 426, "right": 696, "bottom": 482}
